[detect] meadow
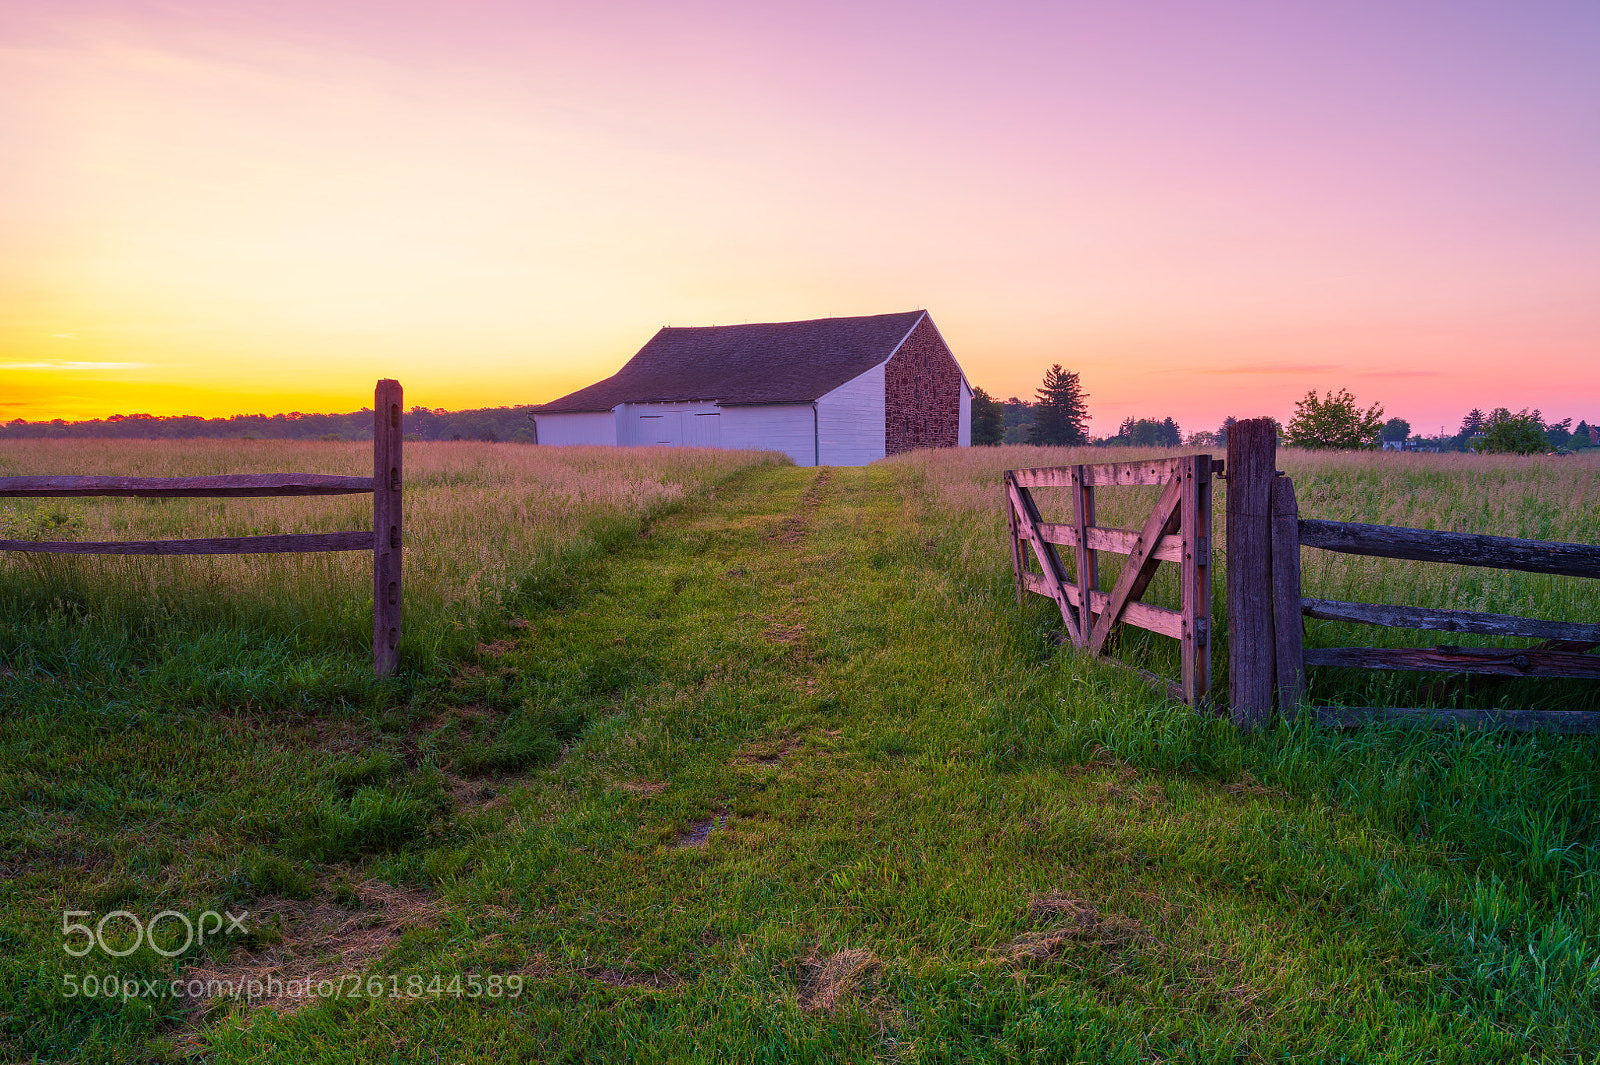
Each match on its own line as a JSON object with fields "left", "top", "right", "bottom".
{"left": 0, "top": 439, "right": 782, "bottom": 675}
{"left": 1, "top": 441, "right": 1597, "bottom": 1063}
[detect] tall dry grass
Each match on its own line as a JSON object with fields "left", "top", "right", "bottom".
{"left": 0, "top": 440, "right": 786, "bottom": 668}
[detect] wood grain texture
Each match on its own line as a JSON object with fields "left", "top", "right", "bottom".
{"left": 1300, "top": 598, "right": 1600, "bottom": 643}
{"left": 1303, "top": 645, "right": 1600, "bottom": 679}
{"left": 1011, "top": 458, "right": 1181, "bottom": 488}
{"left": 0, "top": 474, "right": 375, "bottom": 498}
{"left": 1270, "top": 476, "right": 1306, "bottom": 717}
{"left": 1297, "top": 519, "right": 1600, "bottom": 579}
{"left": 1034, "top": 523, "right": 1184, "bottom": 562}
{"left": 1072, "top": 467, "right": 1098, "bottom": 641}
{"left": 0, "top": 532, "right": 373, "bottom": 555}
{"left": 1021, "top": 571, "right": 1183, "bottom": 639}
{"left": 1005, "top": 474, "right": 1025, "bottom": 606}
{"left": 373, "top": 379, "right": 404, "bottom": 676}
{"left": 1181, "top": 454, "right": 1213, "bottom": 710}
{"left": 1312, "top": 706, "right": 1600, "bottom": 733}
{"left": 1226, "top": 419, "right": 1278, "bottom": 729}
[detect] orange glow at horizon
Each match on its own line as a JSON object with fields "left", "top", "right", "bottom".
{"left": 3, "top": 3, "right": 1596, "bottom": 436}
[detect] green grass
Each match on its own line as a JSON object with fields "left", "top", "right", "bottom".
{"left": 3, "top": 454, "right": 1598, "bottom": 1062}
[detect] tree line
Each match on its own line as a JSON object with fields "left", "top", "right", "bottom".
{"left": 0, "top": 405, "right": 541, "bottom": 443}
{"left": 972, "top": 373, "right": 1595, "bottom": 455}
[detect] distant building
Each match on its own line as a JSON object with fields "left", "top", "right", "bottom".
{"left": 531, "top": 311, "right": 971, "bottom": 467}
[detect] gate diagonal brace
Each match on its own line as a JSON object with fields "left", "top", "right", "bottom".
{"left": 1088, "top": 473, "right": 1183, "bottom": 656}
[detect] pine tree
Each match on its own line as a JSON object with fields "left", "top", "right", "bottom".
{"left": 1027, "top": 365, "right": 1089, "bottom": 446}
{"left": 1459, "top": 409, "right": 1486, "bottom": 435}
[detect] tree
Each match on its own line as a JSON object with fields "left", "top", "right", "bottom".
{"left": 970, "top": 387, "right": 1005, "bottom": 446}
{"left": 1474, "top": 408, "right": 1548, "bottom": 454}
{"left": 1459, "top": 409, "right": 1486, "bottom": 436}
{"left": 1027, "top": 365, "right": 1089, "bottom": 446}
{"left": 1285, "top": 389, "right": 1384, "bottom": 449}
{"left": 1381, "top": 417, "right": 1411, "bottom": 443}
{"left": 1001, "top": 397, "right": 1034, "bottom": 443}
{"left": 1107, "top": 416, "right": 1181, "bottom": 447}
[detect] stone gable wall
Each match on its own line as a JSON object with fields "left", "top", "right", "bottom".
{"left": 884, "top": 316, "right": 961, "bottom": 455}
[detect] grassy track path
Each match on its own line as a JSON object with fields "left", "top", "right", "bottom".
{"left": 203, "top": 462, "right": 1589, "bottom": 1064}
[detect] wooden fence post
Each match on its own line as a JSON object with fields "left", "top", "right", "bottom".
{"left": 1270, "top": 476, "right": 1305, "bottom": 718}
{"left": 1072, "top": 465, "right": 1098, "bottom": 645}
{"left": 1227, "top": 419, "right": 1276, "bottom": 729}
{"left": 1005, "top": 473, "right": 1024, "bottom": 605}
{"left": 1180, "top": 455, "right": 1213, "bottom": 710}
{"left": 374, "top": 380, "right": 403, "bottom": 676}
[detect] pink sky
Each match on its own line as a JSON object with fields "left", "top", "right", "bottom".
{"left": 2, "top": 1, "right": 1596, "bottom": 437}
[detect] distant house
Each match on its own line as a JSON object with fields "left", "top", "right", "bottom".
{"left": 531, "top": 311, "right": 971, "bottom": 466}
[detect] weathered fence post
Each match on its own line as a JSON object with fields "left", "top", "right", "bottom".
{"left": 1270, "top": 475, "right": 1305, "bottom": 718}
{"left": 1227, "top": 419, "right": 1276, "bottom": 729}
{"left": 373, "top": 380, "right": 403, "bottom": 676}
{"left": 1005, "top": 472, "right": 1024, "bottom": 606}
{"left": 1180, "top": 455, "right": 1213, "bottom": 709}
{"left": 1072, "top": 465, "right": 1098, "bottom": 645}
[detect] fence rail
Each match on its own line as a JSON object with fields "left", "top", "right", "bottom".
{"left": 0, "top": 474, "right": 376, "bottom": 498}
{"left": 1296, "top": 519, "right": 1600, "bottom": 579}
{"left": 0, "top": 379, "right": 404, "bottom": 675}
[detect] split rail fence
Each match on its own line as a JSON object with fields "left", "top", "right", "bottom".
{"left": 1230, "top": 417, "right": 1600, "bottom": 733}
{"left": 0, "top": 379, "right": 405, "bottom": 676}
{"left": 1005, "top": 455, "right": 1216, "bottom": 707}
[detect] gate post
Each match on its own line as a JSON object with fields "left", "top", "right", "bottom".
{"left": 1227, "top": 419, "right": 1277, "bottom": 728}
{"left": 374, "top": 380, "right": 403, "bottom": 676}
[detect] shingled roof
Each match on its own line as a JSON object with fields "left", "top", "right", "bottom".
{"left": 534, "top": 311, "right": 928, "bottom": 412}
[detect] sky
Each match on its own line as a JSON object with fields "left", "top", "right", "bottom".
{"left": 2, "top": 1, "right": 1597, "bottom": 437}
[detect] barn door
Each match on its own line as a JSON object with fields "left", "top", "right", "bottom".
{"left": 636, "top": 412, "right": 683, "bottom": 445}
{"left": 687, "top": 413, "right": 721, "bottom": 447}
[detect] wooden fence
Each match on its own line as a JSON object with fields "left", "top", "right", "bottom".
{"left": 0, "top": 380, "right": 405, "bottom": 676}
{"left": 1227, "top": 417, "right": 1600, "bottom": 733}
{"left": 1005, "top": 455, "right": 1216, "bottom": 707}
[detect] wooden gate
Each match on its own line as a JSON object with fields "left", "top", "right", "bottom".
{"left": 1004, "top": 455, "right": 1216, "bottom": 707}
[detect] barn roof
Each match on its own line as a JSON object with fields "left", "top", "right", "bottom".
{"left": 534, "top": 311, "right": 928, "bottom": 412}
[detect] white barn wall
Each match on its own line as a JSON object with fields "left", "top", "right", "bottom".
{"left": 816, "top": 364, "right": 886, "bottom": 466}
{"left": 720, "top": 404, "right": 816, "bottom": 466}
{"left": 533, "top": 411, "right": 617, "bottom": 447}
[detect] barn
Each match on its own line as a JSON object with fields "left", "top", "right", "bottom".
{"left": 531, "top": 311, "right": 971, "bottom": 467}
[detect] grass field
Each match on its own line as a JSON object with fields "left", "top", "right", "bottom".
{"left": 2, "top": 443, "right": 1597, "bottom": 1062}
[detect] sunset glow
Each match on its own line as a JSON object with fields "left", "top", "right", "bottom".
{"left": 3, "top": 1, "right": 1597, "bottom": 436}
